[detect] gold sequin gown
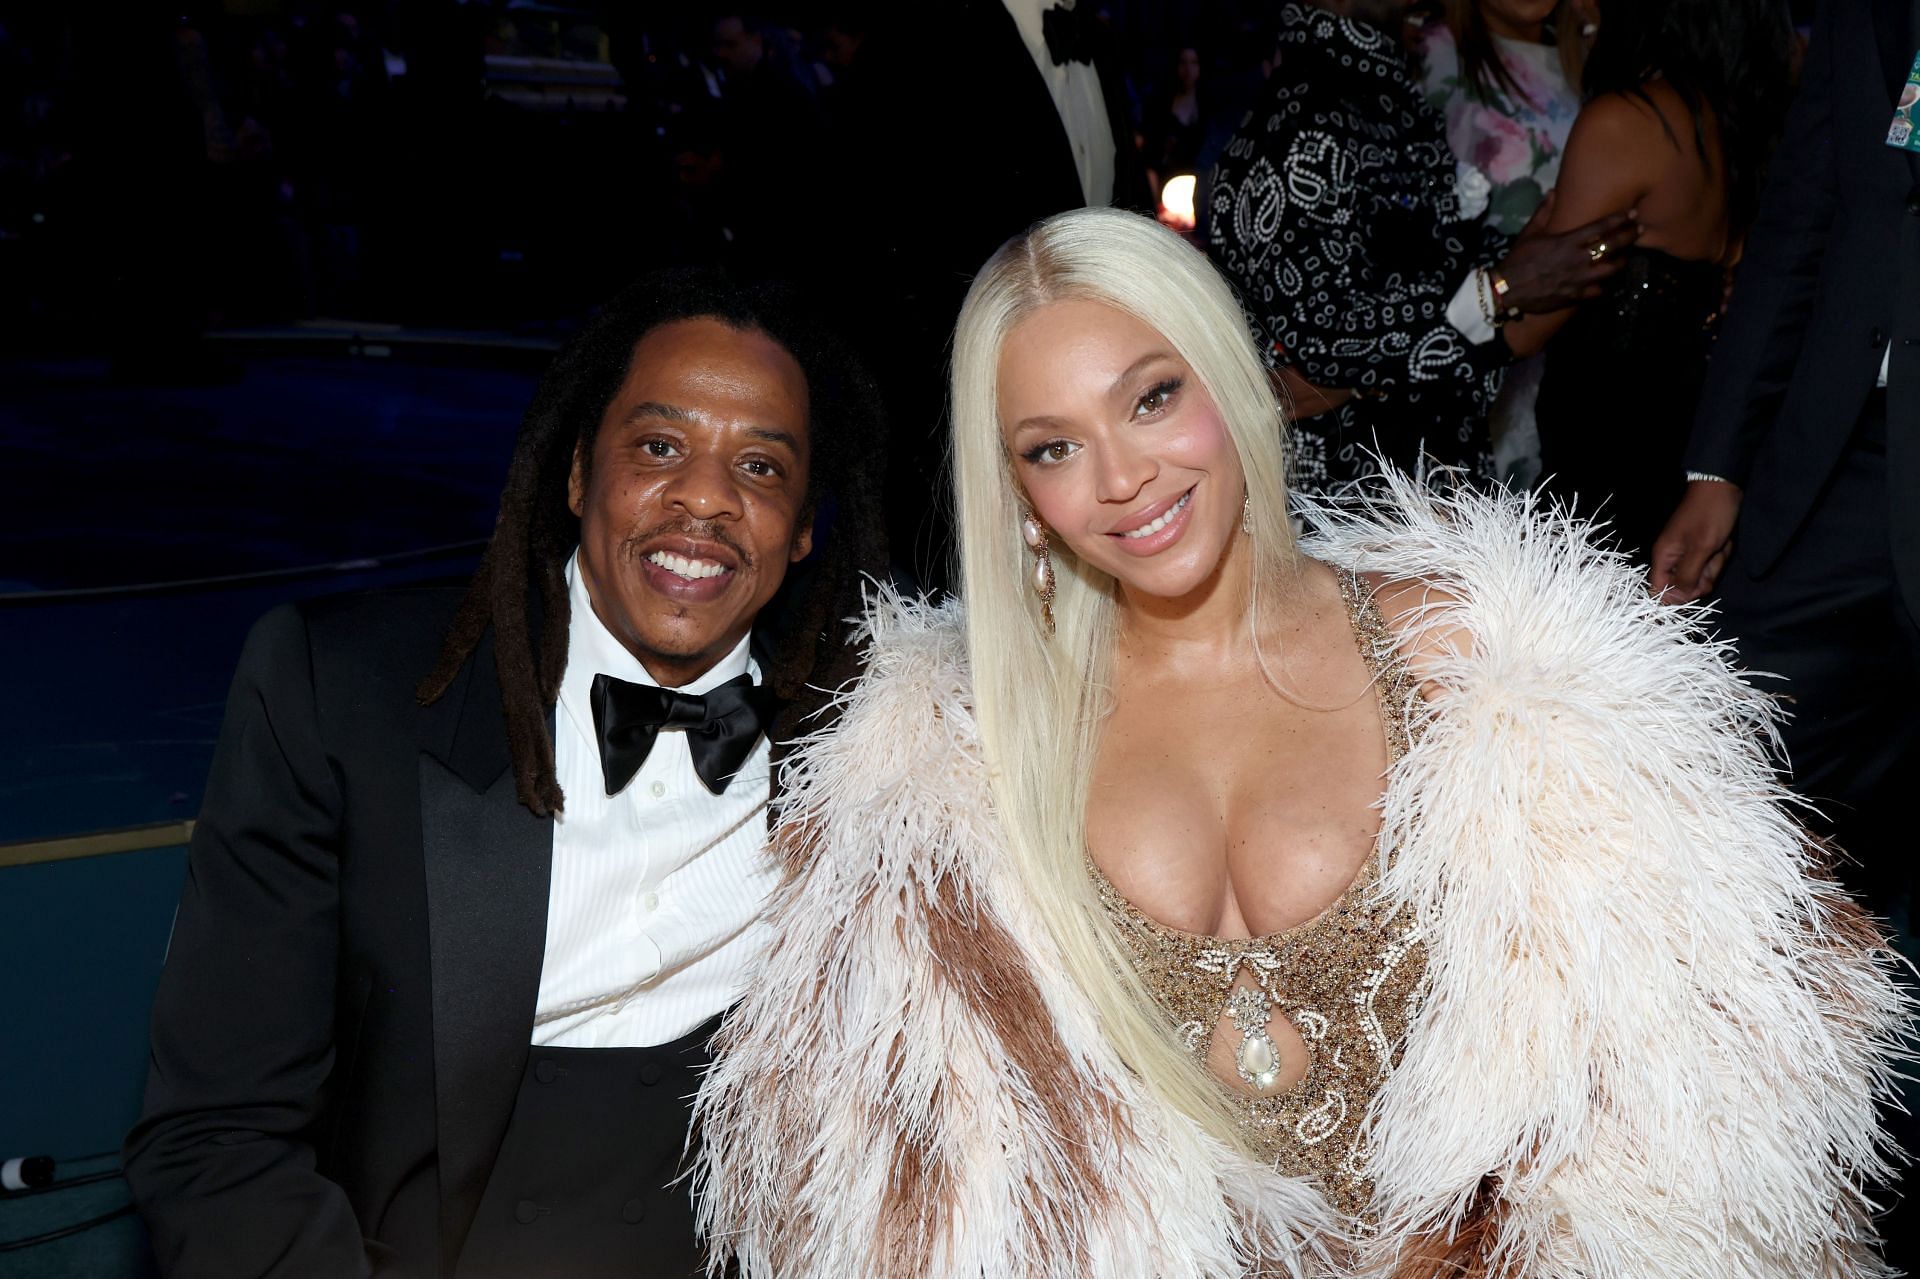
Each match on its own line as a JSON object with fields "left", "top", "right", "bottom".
{"left": 1093, "top": 570, "right": 1429, "bottom": 1226}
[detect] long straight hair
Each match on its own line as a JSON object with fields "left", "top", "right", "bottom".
{"left": 950, "top": 208, "right": 1304, "bottom": 1150}
{"left": 1580, "top": 0, "right": 1794, "bottom": 238}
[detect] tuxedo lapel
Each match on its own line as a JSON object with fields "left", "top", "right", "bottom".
{"left": 418, "top": 634, "right": 555, "bottom": 1265}
{"left": 968, "top": 0, "right": 1085, "bottom": 205}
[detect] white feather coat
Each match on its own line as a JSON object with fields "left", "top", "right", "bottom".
{"left": 695, "top": 482, "right": 1908, "bottom": 1278}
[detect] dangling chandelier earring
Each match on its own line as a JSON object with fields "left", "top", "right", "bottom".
{"left": 1020, "top": 507, "right": 1056, "bottom": 635}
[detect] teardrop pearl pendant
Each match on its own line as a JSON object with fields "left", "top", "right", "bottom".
{"left": 1227, "top": 986, "right": 1285, "bottom": 1093}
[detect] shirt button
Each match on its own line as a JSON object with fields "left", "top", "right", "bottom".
{"left": 621, "top": 1197, "right": 647, "bottom": 1224}
{"left": 649, "top": 781, "right": 666, "bottom": 798}
{"left": 514, "top": 1199, "right": 542, "bottom": 1225}
{"left": 643, "top": 892, "right": 660, "bottom": 913}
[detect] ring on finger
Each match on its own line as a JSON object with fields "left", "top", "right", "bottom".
{"left": 1588, "top": 241, "right": 1610, "bottom": 263}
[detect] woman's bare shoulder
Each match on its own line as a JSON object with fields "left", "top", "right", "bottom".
{"left": 1357, "top": 570, "right": 1469, "bottom": 698}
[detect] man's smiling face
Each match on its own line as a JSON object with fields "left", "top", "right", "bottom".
{"left": 569, "top": 317, "right": 814, "bottom": 688}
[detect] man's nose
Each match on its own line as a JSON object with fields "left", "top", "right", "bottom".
{"left": 665, "top": 454, "right": 744, "bottom": 521}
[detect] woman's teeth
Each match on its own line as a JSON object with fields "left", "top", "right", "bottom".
{"left": 1120, "top": 490, "right": 1191, "bottom": 539}
{"left": 648, "top": 551, "right": 730, "bottom": 580}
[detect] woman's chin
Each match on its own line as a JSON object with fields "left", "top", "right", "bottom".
{"left": 1101, "top": 546, "right": 1230, "bottom": 603}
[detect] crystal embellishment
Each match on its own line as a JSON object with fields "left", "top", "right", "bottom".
{"left": 1227, "top": 986, "right": 1285, "bottom": 1092}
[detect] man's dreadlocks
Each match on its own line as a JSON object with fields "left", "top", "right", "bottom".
{"left": 416, "top": 269, "right": 889, "bottom": 817}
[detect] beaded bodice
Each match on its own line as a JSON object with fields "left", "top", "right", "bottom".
{"left": 1092, "top": 570, "right": 1429, "bottom": 1225}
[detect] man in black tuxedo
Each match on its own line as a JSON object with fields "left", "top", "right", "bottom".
{"left": 123, "top": 273, "right": 886, "bottom": 1277}
{"left": 827, "top": 0, "right": 1152, "bottom": 587}
{"left": 1649, "top": 2, "right": 1920, "bottom": 1258}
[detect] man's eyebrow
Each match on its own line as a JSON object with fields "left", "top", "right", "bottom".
{"left": 625, "top": 400, "right": 693, "bottom": 423}
{"left": 745, "top": 426, "right": 803, "bottom": 450}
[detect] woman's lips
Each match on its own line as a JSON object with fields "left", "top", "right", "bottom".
{"left": 1107, "top": 487, "right": 1195, "bottom": 556}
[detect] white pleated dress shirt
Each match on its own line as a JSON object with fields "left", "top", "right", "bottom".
{"left": 532, "top": 550, "right": 777, "bottom": 1048}
{"left": 1003, "top": 0, "right": 1115, "bottom": 207}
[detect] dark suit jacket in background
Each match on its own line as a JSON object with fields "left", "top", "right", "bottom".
{"left": 123, "top": 589, "right": 791, "bottom": 1276}
{"left": 1686, "top": 0, "right": 1920, "bottom": 607}
{"left": 824, "top": 1, "right": 1152, "bottom": 587}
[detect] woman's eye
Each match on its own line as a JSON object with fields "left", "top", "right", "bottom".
{"left": 1023, "top": 439, "right": 1078, "bottom": 465}
{"left": 1134, "top": 377, "right": 1184, "bottom": 418}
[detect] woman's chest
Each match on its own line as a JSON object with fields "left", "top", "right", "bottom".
{"left": 1087, "top": 695, "right": 1389, "bottom": 937}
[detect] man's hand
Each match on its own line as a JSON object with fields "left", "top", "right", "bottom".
{"left": 1649, "top": 480, "right": 1742, "bottom": 603}
{"left": 1494, "top": 193, "right": 1643, "bottom": 314}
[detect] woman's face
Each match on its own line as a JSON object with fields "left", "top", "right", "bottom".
{"left": 998, "top": 299, "right": 1244, "bottom": 603}
{"left": 1478, "top": 0, "right": 1558, "bottom": 38}
{"left": 1175, "top": 47, "right": 1200, "bottom": 90}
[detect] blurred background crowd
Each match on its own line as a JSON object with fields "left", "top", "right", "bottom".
{"left": 0, "top": 2, "right": 1284, "bottom": 344}
{"left": 0, "top": 0, "right": 1822, "bottom": 573}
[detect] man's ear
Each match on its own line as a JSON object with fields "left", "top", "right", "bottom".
{"left": 789, "top": 509, "right": 815, "bottom": 564}
{"left": 567, "top": 440, "right": 587, "bottom": 518}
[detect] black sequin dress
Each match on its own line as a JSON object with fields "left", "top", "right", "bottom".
{"left": 1535, "top": 247, "right": 1724, "bottom": 561}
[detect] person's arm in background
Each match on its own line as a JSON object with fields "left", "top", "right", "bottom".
{"left": 124, "top": 606, "right": 375, "bottom": 1278}
{"left": 1649, "top": 2, "right": 1838, "bottom": 603}
{"left": 1499, "top": 95, "right": 1665, "bottom": 359}
{"left": 1211, "top": 111, "right": 1638, "bottom": 406}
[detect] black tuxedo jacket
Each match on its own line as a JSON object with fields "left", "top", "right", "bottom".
{"left": 124, "top": 588, "right": 791, "bottom": 1277}
{"left": 1686, "top": 0, "right": 1920, "bottom": 602}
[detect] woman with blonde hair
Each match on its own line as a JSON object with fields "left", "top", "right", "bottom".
{"left": 693, "top": 207, "right": 1905, "bottom": 1277}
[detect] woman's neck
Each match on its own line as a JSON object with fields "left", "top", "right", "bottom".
{"left": 1114, "top": 529, "right": 1255, "bottom": 663}
{"left": 1482, "top": 12, "right": 1545, "bottom": 42}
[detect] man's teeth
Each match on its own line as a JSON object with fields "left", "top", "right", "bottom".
{"left": 647, "top": 551, "right": 730, "bottom": 580}
{"left": 1121, "top": 490, "right": 1191, "bottom": 539}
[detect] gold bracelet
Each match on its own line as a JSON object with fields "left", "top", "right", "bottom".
{"left": 1474, "top": 268, "right": 1502, "bottom": 329}
{"left": 1490, "top": 271, "right": 1521, "bottom": 322}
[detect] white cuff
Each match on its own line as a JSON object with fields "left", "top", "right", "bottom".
{"left": 1446, "top": 273, "right": 1498, "bottom": 346}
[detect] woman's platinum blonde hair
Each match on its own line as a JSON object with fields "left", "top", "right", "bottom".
{"left": 950, "top": 206, "right": 1302, "bottom": 1150}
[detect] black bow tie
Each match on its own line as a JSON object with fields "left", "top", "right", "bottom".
{"left": 589, "top": 672, "right": 771, "bottom": 797}
{"left": 1041, "top": 1, "right": 1095, "bottom": 67}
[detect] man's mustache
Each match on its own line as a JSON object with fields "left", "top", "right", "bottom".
{"left": 617, "top": 518, "right": 754, "bottom": 569}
